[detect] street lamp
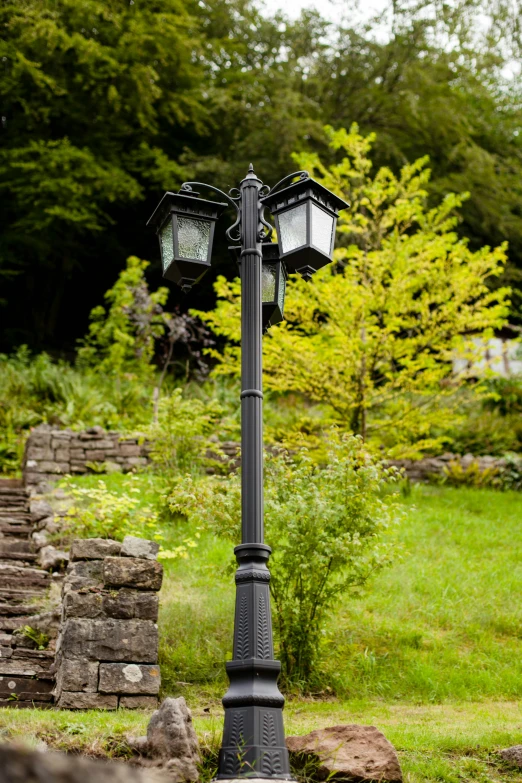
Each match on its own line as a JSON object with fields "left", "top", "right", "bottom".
{"left": 148, "top": 167, "right": 348, "bottom": 780}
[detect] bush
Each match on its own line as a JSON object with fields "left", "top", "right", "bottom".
{"left": 167, "top": 431, "right": 400, "bottom": 688}
{"left": 147, "top": 388, "right": 227, "bottom": 476}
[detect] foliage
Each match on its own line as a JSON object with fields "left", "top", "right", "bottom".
{"left": 448, "top": 408, "right": 522, "bottom": 456}
{"left": 2, "top": 0, "right": 522, "bottom": 351}
{"left": 77, "top": 256, "right": 168, "bottom": 383}
{"left": 441, "top": 460, "right": 499, "bottom": 489}
{"left": 61, "top": 475, "right": 161, "bottom": 541}
{"left": 147, "top": 388, "right": 229, "bottom": 476}
{"left": 484, "top": 374, "right": 522, "bottom": 416}
{"left": 14, "top": 626, "right": 49, "bottom": 650}
{"left": 167, "top": 431, "right": 399, "bottom": 686}
{"left": 199, "top": 125, "right": 510, "bottom": 457}
{"left": 499, "top": 452, "right": 522, "bottom": 491}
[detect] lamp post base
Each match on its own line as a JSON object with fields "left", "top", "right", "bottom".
{"left": 216, "top": 545, "right": 292, "bottom": 780}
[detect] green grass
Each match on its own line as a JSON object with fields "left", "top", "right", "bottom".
{"left": 0, "top": 701, "right": 520, "bottom": 782}
{"left": 13, "top": 477, "right": 520, "bottom": 781}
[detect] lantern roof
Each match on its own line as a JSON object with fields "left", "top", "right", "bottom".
{"left": 261, "top": 176, "right": 349, "bottom": 216}
{"left": 147, "top": 190, "right": 228, "bottom": 233}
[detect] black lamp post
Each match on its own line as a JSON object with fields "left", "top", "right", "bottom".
{"left": 148, "top": 167, "right": 348, "bottom": 780}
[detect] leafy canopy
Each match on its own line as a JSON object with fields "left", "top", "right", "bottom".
{"left": 197, "top": 125, "right": 510, "bottom": 457}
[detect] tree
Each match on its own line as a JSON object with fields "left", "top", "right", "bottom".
{"left": 197, "top": 125, "right": 510, "bottom": 457}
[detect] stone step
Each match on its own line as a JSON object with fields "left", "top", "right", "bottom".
{"left": 0, "top": 699, "right": 53, "bottom": 708}
{"left": 0, "top": 676, "right": 53, "bottom": 701}
{"left": 0, "top": 554, "right": 38, "bottom": 564}
{"left": 0, "top": 565, "right": 50, "bottom": 590}
{"left": 0, "top": 520, "right": 33, "bottom": 537}
{"left": 0, "top": 479, "right": 24, "bottom": 489}
{"left": 0, "top": 588, "right": 48, "bottom": 603}
{"left": 0, "top": 659, "right": 54, "bottom": 678}
{"left": 0, "top": 603, "right": 45, "bottom": 617}
{"left": 0, "top": 540, "right": 34, "bottom": 554}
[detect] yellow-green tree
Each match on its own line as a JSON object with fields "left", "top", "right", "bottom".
{"left": 197, "top": 126, "right": 510, "bottom": 456}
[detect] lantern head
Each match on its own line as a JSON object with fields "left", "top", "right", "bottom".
{"left": 147, "top": 190, "right": 227, "bottom": 292}
{"left": 261, "top": 177, "right": 349, "bottom": 280}
{"left": 229, "top": 242, "right": 287, "bottom": 332}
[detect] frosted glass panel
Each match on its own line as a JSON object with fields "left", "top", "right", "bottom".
{"left": 262, "top": 263, "right": 277, "bottom": 302}
{"left": 279, "top": 203, "right": 307, "bottom": 253}
{"left": 311, "top": 203, "right": 334, "bottom": 255}
{"left": 278, "top": 272, "right": 286, "bottom": 314}
{"left": 160, "top": 220, "right": 174, "bottom": 271}
{"left": 178, "top": 217, "right": 210, "bottom": 261}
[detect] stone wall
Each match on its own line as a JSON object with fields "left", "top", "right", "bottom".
{"left": 54, "top": 535, "right": 162, "bottom": 710}
{"left": 23, "top": 425, "right": 151, "bottom": 489}
{"left": 388, "top": 452, "right": 508, "bottom": 482}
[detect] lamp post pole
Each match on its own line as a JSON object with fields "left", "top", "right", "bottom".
{"left": 148, "top": 166, "right": 347, "bottom": 781}
{"left": 217, "top": 166, "right": 291, "bottom": 780}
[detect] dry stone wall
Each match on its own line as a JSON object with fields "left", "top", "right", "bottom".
{"left": 54, "top": 535, "right": 162, "bottom": 710}
{"left": 23, "top": 425, "right": 151, "bottom": 490}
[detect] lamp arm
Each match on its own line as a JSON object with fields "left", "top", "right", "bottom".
{"left": 180, "top": 182, "right": 240, "bottom": 214}
{"left": 266, "top": 170, "right": 310, "bottom": 196}
{"left": 180, "top": 181, "right": 241, "bottom": 242}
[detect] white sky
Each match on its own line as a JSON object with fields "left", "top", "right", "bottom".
{"left": 259, "top": 0, "right": 389, "bottom": 24}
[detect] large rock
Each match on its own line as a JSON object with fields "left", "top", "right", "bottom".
{"left": 287, "top": 725, "right": 402, "bottom": 782}
{"left": 70, "top": 538, "right": 121, "bottom": 560}
{"left": 129, "top": 697, "right": 200, "bottom": 782}
{"left": 99, "top": 663, "right": 161, "bottom": 694}
{"left": 39, "top": 545, "right": 69, "bottom": 571}
{"left": 63, "top": 588, "right": 159, "bottom": 621}
{"left": 0, "top": 743, "right": 166, "bottom": 783}
{"left": 500, "top": 746, "right": 522, "bottom": 767}
{"left": 59, "top": 618, "right": 158, "bottom": 662}
{"left": 29, "top": 499, "right": 54, "bottom": 523}
{"left": 104, "top": 557, "right": 163, "bottom": 591}
{"left": 122, "top": 536, "right": 160, "bottom": 561}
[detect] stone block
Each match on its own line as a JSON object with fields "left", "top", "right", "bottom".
{"left": 121, "top": 536, "right": 159, "bottom": 561}
{"left": 57, "top": 691, "right": 118, "bottom": 710}
{"left": 99, "top": 663, "right": 161, "bottom": 694}
{"left": 26, "top": 447, "right": 54, "bottom": 461}
{"left": 35, "top": 461, "right": 69, "bottom": 474}
{"left": 120, "top": 444, "right": 141, "bottom": 457}
{"left": 64, "top": 589, "right": 158, "bottom": 621}
{"left": 120, "top": 695, "right": 158, "bottom": 709}
{"left": 28, "top": 432, "right": 51, "bottom": 448}
{"left": 54, "top": 448, "right": 71, "bottom": 462}
{"left": 83, "top": 440, "right": 115, "bottom": 450}
{"left": 70, "top": 538, "right": 121, "bottom": 561}
{"left": 104, "top": 557, "right": 163, "bottom": 591}
{"left": 64, "top": 560, "right": 104, "bottom": 591}
{"left": 55, "top": 658, "right": 99, "bottom": 694}
{"left": 70, "top": 448, "right": 86, "bottom": 459}
{"left": 70, "top": 464, "right": 88, "bottom": 473}
{"left": 124, "top": 457, "right": 148, "bottom": 467}
{"left": 60, "top": 619, "right": 158, "bottom": 662}
{"left": 87, "top": 450, "right": 108, "bottom": 461}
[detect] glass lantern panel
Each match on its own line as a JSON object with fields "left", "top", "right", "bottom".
{"left": 278, "top": 203, "right": 307, "bottom": 253}
{"left": 278, "top": 272, "right": 286, "bottom": 314}
{"left": 262, "top": 263, "right": 277, "bottom": 302}
{"left": 160, "top": 219, "right": 175, "bottom": 272}
{"left": 311, "top": 203, "right": 334, "bottom": 255}
{"left": 177, "top": 216, "right": 211, "bottom": 261}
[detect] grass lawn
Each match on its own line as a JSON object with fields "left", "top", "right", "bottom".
{"left": 0, "top": 478, "right": 520, "bottom": 782}
{"left": 0, "top": 700, "right": 520, "bottom": 782}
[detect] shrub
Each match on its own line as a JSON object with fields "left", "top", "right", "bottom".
{"left": 167, "top": 431, "right": 400, "bottom": 687}
{"left": 147, "top": 388, "right": 226, "bottom": 475}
